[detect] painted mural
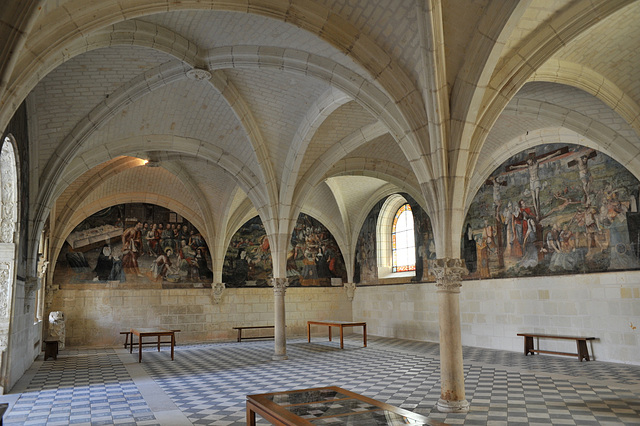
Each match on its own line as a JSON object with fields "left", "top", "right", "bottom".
{"left": 222, "top": 216, "right": 272, "bottom": 287}
{"left": 223, "top": 213, "right": 347, "bottom": 287}
{"left": 288, "top": 213, "right": 347, "bottom": 286}
{"left": 54, "top": 203, "right": 212, "bottom": 287}
{"left": 354, "top": 199, "right": 382, "bottom": 284}
{"left": 462, "top": 144, "right": 640, "bottom": 279}
{"left": 354, "top": 194, "right": 435, "bottom": 285}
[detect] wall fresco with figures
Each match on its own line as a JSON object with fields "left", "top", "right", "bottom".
{"left": 54, "top": 203, "right": 212, "bottom": 288}
{"left": 462, "top": 144, "right": 640, "bottom": 278}
{"left": 222, "top": 216, "right": 272, "bottom": 287}
{"left": 223, "top": 213, "right": 347, "bottom": 287}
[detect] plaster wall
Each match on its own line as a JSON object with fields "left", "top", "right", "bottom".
{"left": 49, "top": 286, "right": 353, "bottom": 347}
{"left": 353, "top": 272, "right": 640, "bottom": 365}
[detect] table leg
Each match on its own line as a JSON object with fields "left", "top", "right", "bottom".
{"left": 171, "top": 332, "right": 175, "bottom": 360}
{"left": 157, "top": 336, "right": 161, "bottom": 352}
{"left": 363, "top": 324, "right": 367, "bottom": 347}
{"left": 328, "top": 326, "right": 332, "bottom": 342}
{"left": 124, "top": 333, "right": 129, "bottom": 349}
{"left": 339, "top": 325, "right": 344, "bottom": 349}
{"left": 129, "top": 335, "right": 134, "bottom": 354}
{"left": 138, "top": 336, "right": 143, "bottom": 363}
{"left": 237, "top": 329, "right": 242, "bottom": 342}
{"left": 307, "top": 323, "right": 311, "bottom": 342}
{"left": 246, "top": 407, "right": 256, "bottom": 426}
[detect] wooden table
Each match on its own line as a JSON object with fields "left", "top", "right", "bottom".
{"left": 129, "top": 328, "right": 175, "bottom": 363}
{"left": 307, "top": 320, "right": 366, "bottom": 349}
{"left": 247, "top": 386, "right": 445, "bottom": 425}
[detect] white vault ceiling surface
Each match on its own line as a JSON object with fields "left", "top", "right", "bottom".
{"left": 17, "top": 0, "right": 638, "bottom": 266}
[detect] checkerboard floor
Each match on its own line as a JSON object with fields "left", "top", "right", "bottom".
{"left": 1, "top": 336, "right": 639, "bottom": 425}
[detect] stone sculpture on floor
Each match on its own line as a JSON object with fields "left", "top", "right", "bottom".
{"left": 48, "top": 311, "right": 66, "bottom": 350}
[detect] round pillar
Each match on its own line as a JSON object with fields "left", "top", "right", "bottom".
{"left": 429, "top": 258, "right": 470, "bottom": 413}
{"left": 271, "top": 277, "right": 288, "bottom": 360}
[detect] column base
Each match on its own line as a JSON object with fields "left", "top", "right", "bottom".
{"left": 272, "top": 354, "right": 289, "bottom": 361}
{"left": 436, "top": 398, "right": 469, "bottom": 413}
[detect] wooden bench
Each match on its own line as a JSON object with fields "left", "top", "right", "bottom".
{"left": 517, "top": 333, "right": 596, "bottom": 361}
{"left": 232, "top": 326, "right": 275, "bottom": 342}
{"left": 121, "top": 329, "right": 180, "bottom": 350}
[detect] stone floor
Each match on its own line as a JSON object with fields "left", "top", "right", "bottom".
{"left": 1, "top": 335, "right": 639, "bottom": 425}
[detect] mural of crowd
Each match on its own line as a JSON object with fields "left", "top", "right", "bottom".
{"left": 55, "top": 203, "right": 212, "bottom": 286}
{"left": 223, "top": 213, "right": 347, "bottom": 287}
{"left": 222, "top": 216, "right": 272, "bottom": 287}
{"left": 462, "top": 143, "right": 640, "bottom": 278}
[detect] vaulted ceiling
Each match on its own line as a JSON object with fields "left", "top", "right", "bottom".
{"left": 0, "top": 0, "right": 638, "bottom": 279}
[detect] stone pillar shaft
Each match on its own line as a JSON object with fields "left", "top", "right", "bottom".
{"left": 272, "top": 277, "right": 288, "bottom": 360}
{"left": 430, "top": 258, "right": 469, "bottom": 413}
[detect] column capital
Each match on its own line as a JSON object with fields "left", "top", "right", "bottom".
{"left": 344, "top": 282, "right": 356, "bottom": 301}
{"left": 428, "top": 258, "right": 467, "bottom": 293}
{"left": 270, "top": 277, "right": 289, "bottom": 295}
{"left": 37, "top": 258, "right": 49, "bottom": 279}
{"left": 211, "top": 282, "right": 225, "bottom": 304}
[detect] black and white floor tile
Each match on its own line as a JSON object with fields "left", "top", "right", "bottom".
{"left": 1, "top": 335, "right": 639, "bottom": 425}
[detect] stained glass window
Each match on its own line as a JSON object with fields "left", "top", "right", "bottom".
{"left": 392, "top": 204, "right": 415, "bottom": 272}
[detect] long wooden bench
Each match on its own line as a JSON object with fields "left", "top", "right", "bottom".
{"left": 232, "top": 326, "right": 275, "bottom": 342}
{"left": 517, "top": 333, "right": 596, "bottom": 361}
{"left": 121, "top": 329, "right": 180, "bottom": 350}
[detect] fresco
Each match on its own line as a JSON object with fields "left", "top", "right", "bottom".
{"left": 354, "top": 194, "right": 435, "bottom": 285}
{"left": 223, "top": 213, "right": 347, "bottom": 287}
{"left": 222, "top": 216, "right": 272, "bottom": 287}
{"left": 54, "top": 203, "right": 212, "bottom": 287}
{"left": 462, "top": 144, "right": 640, "bottom": 279}
{"left": 354, "top": 199, "right": 381, "bottom": 284}
{"left": 287, "top": 213, "right": 347, "bottom": 286}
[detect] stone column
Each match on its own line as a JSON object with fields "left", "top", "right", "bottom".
{"left": 271, "top": 277, "right": 288, "bottom": 360}
{"left": 429, "top": 258, "right": 469, "bottom": 413}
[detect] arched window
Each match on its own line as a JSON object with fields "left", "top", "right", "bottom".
{"left": 392, "top": 204, "right": 415, "bottom": 272}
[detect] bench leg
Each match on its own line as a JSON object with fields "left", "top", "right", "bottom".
{"left": 577, "top": 340, "right": 590, "bottom": 361}
{"left": 237, "top": 328, "right": 243, "bottom": 342}
{"left": 123, "top": 333, "right": 130, "bottom": 349}
{"left": 328, "top": 326, "right": 332, "bottom": 342}
{"left": 523, "top": 336, "right": 535, "bottom": 355}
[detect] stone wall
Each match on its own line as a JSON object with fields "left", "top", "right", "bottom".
{"left": 49, "top": 286, "right": 353, "bottom": 347}
{"left": 353, "top": 271, "right": 640, "bottom": 365}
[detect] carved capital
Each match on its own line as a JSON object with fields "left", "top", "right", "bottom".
{"left": 344, "top": 282, "right": 356, "bottom": 301}
{"left": 37, "top": 258, "right": 49, "bottom": 279}
{"left": 428, "top": 258, "right": 467, "bottom": 293}
{"left": 211, "top": 282, "right": 225, "bottom": 304}
{"left": 270, "top": 277, "right": 289, "bottom": 296}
